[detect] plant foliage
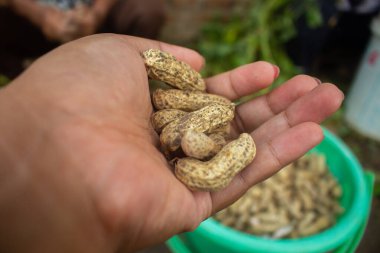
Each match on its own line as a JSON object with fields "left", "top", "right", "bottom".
{"left": 0, "top": 75, "right": 9, "bottom": 87}
{"left": 197, "top": 0, "right": 322, "bottom": 90}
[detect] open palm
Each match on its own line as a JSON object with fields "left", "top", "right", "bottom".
{"left": 0, "top": 35, "right": 343, "bottom": 253}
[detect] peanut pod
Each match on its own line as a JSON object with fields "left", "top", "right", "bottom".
{"left": 209, "top": 133, "right": 227, "bottom": 148}
{"left": 297, "top": 215, "right": 331, "bottom": 237}
{"left": 181, "top": 130, "right": 226, "bottom": 160}
{"left": 160, "top": 103, "right": 235, "bottom": 152}
{"left": 152, "top": 89, "right": 231, "bottom": 111}
{"left": 151, "top": 109, "right": 187, "bottom": 133}
{"left": 141, "top": 49, "right": 206, "bottom": 91}
{"left": 175, "top": 133, "right": 256, "bottom": 191}
{"left": 211, "top": 124, "right": 231, "bottom": 138}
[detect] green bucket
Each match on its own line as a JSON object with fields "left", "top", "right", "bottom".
{"left": 166, "top": 129, "right": 374, "bottom": 253}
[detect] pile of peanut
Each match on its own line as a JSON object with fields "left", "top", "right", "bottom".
{"left": 214, "top": 153, "right": 344, "bottom": 238}
{"left": 141, "top": 49, "right": 256, "bottom": 191}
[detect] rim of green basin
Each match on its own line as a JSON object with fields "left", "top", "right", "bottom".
{"left": 194, "top": 128, "right": 371, "bottom": 253}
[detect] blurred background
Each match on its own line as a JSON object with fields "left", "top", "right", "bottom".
{"left": 1, "top": 0, "right": 380, "bottom": 252}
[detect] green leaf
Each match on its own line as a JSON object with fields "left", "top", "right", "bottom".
{"left": 0, "top": 75, "right": 10, "bottom": 87}
{"left": 196, "top": 1, "right": 322, "bottom": 78}
{"left": 305, "top": 4, "right": 323, "bottom": 28}
{"left": 373, "top": 171, "right": 380, "bottom": 197}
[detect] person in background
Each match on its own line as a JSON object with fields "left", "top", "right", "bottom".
{"left": 287, "top": 0, "right": 380, "bottom": 74}
{"left": 0, "top": 0, "right": 165, "bottom": 78}
{"left": 336, "top": 0, "right": 380, "bottom": 14}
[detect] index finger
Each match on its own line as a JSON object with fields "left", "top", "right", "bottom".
{"left": 205, "top": 61, "right": 279, "bottom": 100}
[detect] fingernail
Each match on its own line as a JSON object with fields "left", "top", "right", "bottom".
{"left": 314, "top": 77, "right": 322, "bottom": 85}
{"left": 272, "top": 64, "right": 280, "bottom": 79}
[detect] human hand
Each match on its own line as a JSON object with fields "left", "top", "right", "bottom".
{"left": 0, "top": 0, "right": 8, "bottom": 6}
{"left": 0, "top": 35, "right": 343, "bottom": 253}
{"left": 40, "top": 6, "right": 78, "bottom": 42}
{"left": 68, "top": 5, "right": 102, "bottom": 39}
{"left": 40, "top": 4, "right": 101, "bottom": 43}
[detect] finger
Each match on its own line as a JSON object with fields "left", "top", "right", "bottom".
{"left": 248, "top": 84, "right": 343, "bottom": 142}
{"left": 120, "top": 35, "right": 205, "bottom": 71}
{"left": 210, "top": 122, "right": 323, "bottom": 212}
{"left": 243, "top": 123, "right": 323, "bottom": 188}
{"left": 235, "top": 82, "right": 343, "bottom": 134}
{"left": 205, "top": 61, "right": 279, "bottom": 100}
{"left": 235, "top": 75, "right": 321, "bottom": 132}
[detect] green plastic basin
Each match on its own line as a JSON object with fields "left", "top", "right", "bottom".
{"left": 166, "top": 129, "right": 374, "bottom": 253}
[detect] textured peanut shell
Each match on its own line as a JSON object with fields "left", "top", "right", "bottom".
{"left": 151, "top": 109, "right": 187, "bottom": 133}
{"left": 211, "top": 124, "right": 231, "bottom": 138}
{"left": 181, "top": 130, "right": 225, "bottom": 160}
{"left": 142, "top": 49, "right": 206, "bottom": 91}
{"left": 175, "top": 133, "right": 256, "bottom": 191}
{"left": 208, "top": 133, "right": 227, "bottom": 149}
{"left": 152, "top": 89, "right": 231, "bottom": 111}
{"left": 160, "top": 103, "right": 235, "bottom": 152}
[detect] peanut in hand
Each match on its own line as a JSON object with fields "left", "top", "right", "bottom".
{"left": 142, "top": 49, "right": 206, "bottom": 91}
{"left": 181, "top": 130, "right": 226, "bottom": 160}
{"left": 175, "top": 133, "right": 256, "bottom": 191}
{"left": 160, "top": 103, "right": 235, "bottom": 152}
{"left": 142, "top": 48, "right": 256, "bottom": 192}
{"left": 151, "top": 109, "right": 187, "bottom": 133}
{"left": 153, "top": 89, "right": 231, "bottom": 111}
